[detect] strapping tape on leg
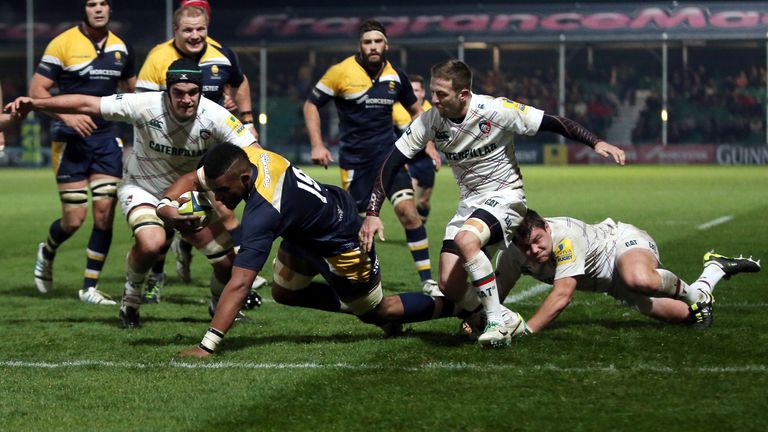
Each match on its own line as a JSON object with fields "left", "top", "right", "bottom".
{"left": 389, "top": 188, "right": 415, "bottom": 208}
{"left": 457, "top": 218, "right": 491, "bottom": 245}
{"left": 200, "top": 232, "right": 234, "bottom": 264}
{"left": 59, "top": 188, "right": 89, "bottom": 208}
{"left": 342, "top": 281, "right": 384, "bottom": 315}
{"left": 127, "top": 206, "right": 164, "bottom": 234}
{"left": 271, "top": 257, "right": 313, "bottom": 291}
{"left": 89, "top": 178, "right": 118, "bottom": 200}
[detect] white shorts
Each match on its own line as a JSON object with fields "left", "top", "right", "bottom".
{"left": 609, "top": 222, "right": 661, "bottom": 312}
{"left": 118, "top": 183, "right": 159, "bottom": 216}
{"left": 444, "top": 189, "right": 527, "bottom": 247}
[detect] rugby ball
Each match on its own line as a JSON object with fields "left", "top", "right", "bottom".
{"left": 177, "top": 191, "right": 213, "bottom": 225}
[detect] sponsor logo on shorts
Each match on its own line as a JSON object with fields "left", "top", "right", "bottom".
{"left": 555, "top": 239, "right": 575, "bottom": 264}
{"left": 625, "top": 239, "right": 638, "bottom": 247}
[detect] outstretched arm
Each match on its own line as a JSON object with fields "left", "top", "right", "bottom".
{"left": 525, "top": 276, "right": 578, "bottom": 333}
{"left": 539, "top": 114, "right": 625, "bottom": 165}
{"left": 178, "top": 265, "right": 258, "bottom": 357}
{"left": 28, "top": 73, "right": 99, "bottom": 137}
{"left": 358, "top": 147, "right": 411, "bottom": 252}
{"left": 8, "top": 94, "right": 103, "bottom": 118}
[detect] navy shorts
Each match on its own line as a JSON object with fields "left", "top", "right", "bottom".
{"left": 51, "top": 127, "right": 123, "bottom": 183}
{"left": 407, "top": 150, "right": 436, "bottom": 188}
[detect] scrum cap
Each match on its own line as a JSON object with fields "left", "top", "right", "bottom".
{"left": 166, "top": 58, "right": 203, "bottom": 89}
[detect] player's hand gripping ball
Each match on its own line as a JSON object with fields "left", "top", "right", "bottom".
{"left": 177, "top": 191, "right": 213, "bottom": 226}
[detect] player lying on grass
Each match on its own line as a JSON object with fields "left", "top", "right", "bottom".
{"left": 488, "top": 209, "right": 761, "bottom": 335}
{"left": 158, "top": 143, "right": 527, "bottom": 357}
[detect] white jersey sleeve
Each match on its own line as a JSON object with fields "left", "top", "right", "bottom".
{"left": 495, "top": 98, "right": 544, "bottom": 137}
{"left": 394, "top": 108, "right": 437, "bottom": 158}
{"left": 204, "top": 100, "right": 256, "bottom": 148}
{"left": 100, "top": 93, "right": 145, "bottom": 124}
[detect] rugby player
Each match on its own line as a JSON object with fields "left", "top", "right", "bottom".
{"left": 9, "top": 60, "right": 259, "bottom": 328}
{"left": 360, "top": 59, "right": 626, "bottom": 347}
{"left": 30, "top": 0, "right": 136, "bottom": 304}
{"left": 303, "top": 20, "right": 440, "bottom": 297}
{"left": 494, "top": 209, "right": 761, "bottom": 332}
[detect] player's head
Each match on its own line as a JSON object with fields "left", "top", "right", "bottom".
{"left": 429, "top": 59, "right": 472, "bottom": 119}
{"left": 409, "top": 74, "right": 426, "bottom": 104}
{"left": 166, "top": 58, "right": 203, "bottom": 120}
{"left": 358, "top": 19, "right": 388, "bottom": 70}
{"left": 83, "top": 0, "right": 111, "bottom": 30}
{"left": 179, "top": 0, "right": 211, "bottom": 21}
{"left": 173, "top": 5, "right": 209, "bottom": 56}
{"left": 513, "top": 209, "right": 553, "bottom": 263}
{"left": 201, "top": 144, "right": 251, "bottom": 210}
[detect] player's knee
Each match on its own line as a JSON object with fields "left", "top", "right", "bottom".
{"left": 61, "top": 212, "right": 87, "bottom": 232}
{"left": 373, "top": 296, "right": 401, "bottom": 320}
{"left": 271, "top": 285, "right": 300, "bottom": 306}
{"left": 135, "top": 236, "right": 166, "bottom": 256}
{"left": 622, "top": 269, "right": 659, "bottom": 294}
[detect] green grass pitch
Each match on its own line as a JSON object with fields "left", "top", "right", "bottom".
{"left": 1, "top": 165, "right": 767, "bottom": 431}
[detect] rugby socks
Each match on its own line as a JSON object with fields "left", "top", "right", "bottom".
{"left": 655, "top": 269, "right": 711, "bottom": 304}
{"left": 405, "top": 226, "right": 432, "bottom": 282}
{"left": 464, "top": 252, "right": 504, "bottom": 324}
{"left": 42, "top": 218, "right": 75, "bottom": 260}
{"left": 83, "top": 228, "right": 112, "bottom": 290}
{"left": 398, "top": 293, "right": 457, "bottom": 322}
{"left": 123, "top": 256, "right": 147, "bottom": 309}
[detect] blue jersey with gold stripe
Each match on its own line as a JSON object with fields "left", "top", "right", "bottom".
{"left": 36, "top": 25, "right": 135, "bottom": 136}
{"left": 235, "top": 147, "right": 361, "bottom": 272}
{"left": 307, "top": 55, "right": 417, "bottom": 169}
{"left": 136, "top": 38, "right": 244, "bottom": 105}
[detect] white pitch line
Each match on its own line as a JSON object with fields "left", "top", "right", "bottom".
{"left": 697, "top": 215, "right": 734, "bottom": 230}
{"left": 1, "top": 359, "right": 766, "bottom": 374}
{"left": 504, "top": 283, "right": 551, "bottom": 304}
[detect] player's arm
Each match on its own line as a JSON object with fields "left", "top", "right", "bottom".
{"left": 29, "top": 73, "right": 99, "bottom": 137}
{"left": 303, "top": 100, "right": 333, "bottom": 168}
{"left": 539, "top": 113, "right": 625, "bottom": 165}
{"left": 156, "top": 170, "right": 206, "bottom": 232}
{"left": 525, "top": 276, "right": 578, "bottom": 333}
{"left": 10, "top": 93, "right": 103, "bottom": 118}
{"left": 358, "top": 147, "right": 411, "bottom": 252}
{"left": 179, "top": 265, "right": 258, "bottom": 358}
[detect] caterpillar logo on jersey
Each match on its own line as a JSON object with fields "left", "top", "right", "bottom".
{"left": 503, "top": 99, "right": 528, "bottom": 113}
{"left": 555, "top": 240, "right": 575, "bottom": 264}
{"left": 479, "top": 120, "right": 492, "bottom": 135}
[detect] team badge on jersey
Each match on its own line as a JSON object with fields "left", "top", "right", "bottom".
{"left": 199, "top": 129, "right": 211, "bottom": 140}
{"left": 114, "top": 51, "right": 122, "bottom": 63}
{"left": 479, "top": 120, "right": 492, "bottom": 135}
{"left": 211, "top": 65, "right": 219, "bottom": 76}
{"left": 555, "top": 239, "right": 575, "bottom": 264}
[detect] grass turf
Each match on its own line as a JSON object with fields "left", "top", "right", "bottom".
{"left": 0, "top": 165, "right": 767, "bottom": 431}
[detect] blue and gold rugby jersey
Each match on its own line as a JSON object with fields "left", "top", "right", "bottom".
{"left": 36, "top": 25, "right": 135, "bottom": 136}
{"left": 235, "top": 147, "right": 360, "bottom": 273}
{"left": 307, "top": 55, "right": 417, "bottom": 169}
{"left": 136, "top": 38, "right": 244, "bottom": 104}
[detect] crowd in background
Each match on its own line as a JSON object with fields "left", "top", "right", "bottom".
{"left": 2, "top": 47, "right": 766, "bottom": 163}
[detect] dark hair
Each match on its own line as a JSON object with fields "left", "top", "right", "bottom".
{"left": 166, "top": 58, "right": 202, "bottom": 88}
{"left": 512, "top": 209, "right": 546, "bottom": 246}
{"left": 203, "top": 144, "right": 248, "bottom": 180}
{"left": 430, "top": 59, "right": 472, "bottom": 93}
{"left": 408, "top": 74, "right": 424, "bottom": 86}
{"left": 358, "top": 19, "right": 387, "bottom": 39}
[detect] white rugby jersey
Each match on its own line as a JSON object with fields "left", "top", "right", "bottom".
{"left": 504, "top": 217, "right": 619, "bottom": 292}
{"left": 100, "top": 92, "right": 254, "bottom": 197}
{"left": 395, "top": 93, "right": 544, "bottom": 198}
